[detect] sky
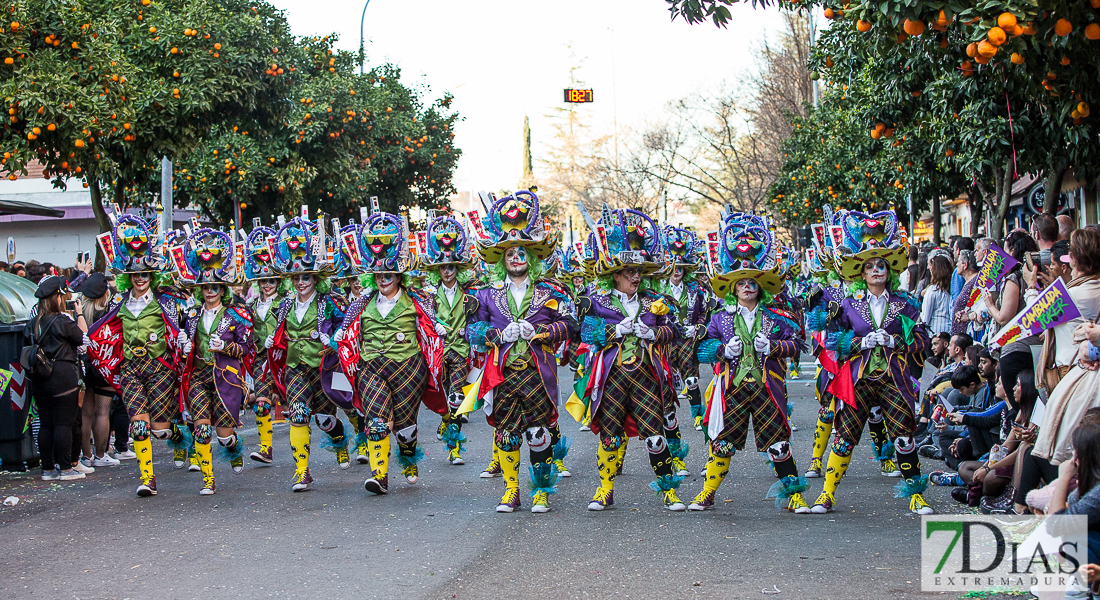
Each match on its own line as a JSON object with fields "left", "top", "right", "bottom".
{"left": 268, "top": 0, "right": 785, "bottom": 193}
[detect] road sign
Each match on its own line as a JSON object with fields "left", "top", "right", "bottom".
{"left": 564, "top": 89, "right": 594, "bottom": 103}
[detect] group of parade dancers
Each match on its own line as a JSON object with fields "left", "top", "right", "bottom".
{"left": 83, "top": 191, "right": 934, "bottom": 515}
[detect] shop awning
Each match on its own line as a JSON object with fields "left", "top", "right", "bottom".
{"left": 0, "top": 198, "right": 65, "bottom": 218}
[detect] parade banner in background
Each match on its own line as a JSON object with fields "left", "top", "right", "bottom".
{"left": 966, "top": 243, "right": 1018, "bottom": 308}
{"left": 989, "top": 278, "right": 1081, "bottom": 349}
{"left": 96, "top": 232, "right": 116, "bottom": 266}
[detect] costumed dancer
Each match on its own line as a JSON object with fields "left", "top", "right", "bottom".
{"left": 576, "top": 205, "right": 686, "bottom": 512}
{"left": 87, "top": 213, "right": 187, "bottom": 497}
{"left": 657, "top": 225, "right": 711, "bottom": 436}
{"left": 176, "top": 228, "right": 253, "bottom": 494}
{"left": 265, "top": 213, "right": 353, "bottom": 492}
{"left": 687, "top": 211, "right": 809, "bottom": 512}
{"left": 459, "top": 191, "right": 576, "bottom": 513}
{"left": 560, "top": 245, "right": 596, "bottom": 435}
{"left": 422, "top": 214, "right": 479, "bottom": 467}
{"left": 243, "top": 225, "right": 281, "bottom": 465}
{"left": 810, "top": 211, "right": 933, "bottom": 515}
{"left": 331, "top": 220, "right": 371, "bottom": 466}
{"left": 335, "top": 210, "right": 447, "bottom": 495}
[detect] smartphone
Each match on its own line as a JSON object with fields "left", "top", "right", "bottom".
{"left": 64, "top": 300, "right": 76, "bottom": 312}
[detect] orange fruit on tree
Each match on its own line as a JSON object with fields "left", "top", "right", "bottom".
{"left": 1054, "top": 19, "right": 1072, "bottom": 36}
{"left": 960, "top": 61, "right": 975, "bottom": 76}
{"left": 75, "top": 140, "right": 84, "bottom": 148}
{"left": 1060, "top": 56, "right": 1070, "bottom": 65}
{"left": 903, "top": 19, "right": 925, "bottom": 36}
{"left": 977, "top": 40, "right": 997, "bottom": 57}
{"left": 1079, "top": 102, "right": 1090, "bottom": 115}
{"left": 936, "top": 10, "right": 950, "bottom": 26}
{"left": 966, "top": 43, "right": 978, "bottom": 57}
{"left": 149, "top": 26, "right": 156, "bottom": 34}
{"left": 857, "top": 20, "right": 872, "bottom": 32}
{"left": 1092, "top": 0, "right": 1100, "bottom": 8}
{"left": 3, "top": 58, "right": 12, "bottom": 65}
{"left": 47, "top": 123, "right": 55, "bottom": 131}
{"left": 1086, "top": 24, "right": 1100, "bottom": 40}
{"left": 945, "top": 149, "right": 955, "bottom": 157}
{"left": 824, "top": 8, "right": 834, "bottom": 19}
{"left": 1021, "top": 23, "right": 1037, "bottom": 35}
{"left": 987, "top": 26, "right": 1006, "bottom": 46}
{"left": 1010, "top": 52, "right": 1025, "bottom": 64}
{"left": 997, "top": 13, "right": 1017, "bottom": 30}
{"left": 10, "top": 22, "right": 19, "bottom": 31}
{"left": 975, "top": 54, "right": 991, "bottom": 65}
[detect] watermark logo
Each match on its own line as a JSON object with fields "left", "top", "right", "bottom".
{"left": 922, "top": 515, "right": 1088, "bottom": 594}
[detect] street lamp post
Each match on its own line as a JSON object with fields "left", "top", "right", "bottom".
{"left": 359, "top": 0, "right": 372, "bottom": 75}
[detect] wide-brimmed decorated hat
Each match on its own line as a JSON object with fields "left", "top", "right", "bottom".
{"left": 422, "top": 214, "right": 472, "bottom": 270}
{"left": 777, "top": 245, "right": 801, "bottom": 280}
{"left": 834, "top": 209, "right": 907, "bottom": 279}
{"left": 179, "top": 228, "right": 237, "bottom": 286}
{"left": 560, "top": 244, "right": 594, "bottom": 281}
{"left": 357, "top": 211, "right": 412, "bottom": 274}
{"left": 331, "top": 222, "right": 363, "bottom": 281}
{"left": 709, "top": 211, "right": 783, "bottom": 298}
{"left": 476, "top": 190, "right": 558, "bottom": 264}
{"left": 588, "top": 205, "right": 662, "bottom": 277}
{"left": 273, "top": 217, "right": 330, "bottom": 276}
{"left": 105, "top": 214, "right": 167, "bottom": 274}
{"left": 243, "top": 226, "right": 278, "bottom": 281}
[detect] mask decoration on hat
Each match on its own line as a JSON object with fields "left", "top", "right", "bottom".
{"left": 358, "top": 212, "right": 407, "bottom": 274}
{"left": 109, "top": 214, "right": 165, "bottom": 274}
{"left": 182, "top": 228, "right": 237, "bottom": 285}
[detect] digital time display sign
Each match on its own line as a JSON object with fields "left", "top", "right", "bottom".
{"left": 564, "top": 89, "right": 594, "bottom": 103}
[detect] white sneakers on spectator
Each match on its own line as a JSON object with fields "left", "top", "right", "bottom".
{"left": 114, "top": 449, "right": 136, "bottom": 460}
{"left": 72, "top": 461, "right": 95, "bottom": 475}
{"left": 92, "top": 454, "right": 121, "bottom": 467}
{"left": 58, "top": 469, "right": 86, "bottom": 481}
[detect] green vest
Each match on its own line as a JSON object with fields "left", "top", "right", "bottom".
{"left": 120, "top": 297, "right": 167, "bottom": 360}
{"left": 866, "top": 300, "right": 889, "bottom": 377}
{"left": 505, "top": 281, "right": 533, "bottom": 369}
{"left": 253, "top": 298, "right": 278, "bottom": 345}
{"left": 610, "top": 294, "right": 645, "bottom": 367}
{"left": 731, "top": 307, "right": 763, "bottom": 388}
{"left": 360, "top": 292, "right": 419, "bottom": 362}
{"left": 435, "top": 285, "right": 469, "bottom": 357}
{"left": 286, "top": 300, "right": 323, "bottom": 369}
{"left": 195, "top": 307, "right": 225, "bottom": 365}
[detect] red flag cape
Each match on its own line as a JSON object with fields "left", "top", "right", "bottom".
{"left": 826, "top": 359, "right": 856, "bottom": 408}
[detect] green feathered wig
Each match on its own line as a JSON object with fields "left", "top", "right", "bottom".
{"left": 277, "top": 275, "right": 331, "bottom": 296}
{"left": 426, "top": 268, "right": 474, "bottom": 288}
{"left": 846, "top": 271, "right": 901, "bottom": 296}
{"left": 488, "top": 255, "right": 544, "bottom": 286}
{"left": 189, "top": 284, "right": 234, "bottom": 306}
{"left": 115, "top": 272, "right": 174, "bottom": 294}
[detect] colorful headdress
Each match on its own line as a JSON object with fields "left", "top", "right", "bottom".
{"left": 273, "top": 217, "right": 328, "bottom": 276}
{"left": 331, "top": 222, "right": 363, "bottom": 281}
{"left": 834, "top": 209, "right": 907, "bottom": 279}
{"left": 663, "top": 225, "right": 701, "bottom": 268}
{"left": 106, "top": 214, "right": 165, "bottom": 274}
{"left": 244, "top": 226, "right": 278, "bottom": 281}
{"left": 709, "top": 211, "right": 783, "bottom": 298}
{"left": 357, "top": 211, "right": 411, "bottom": 274}
{"left": 180, "top": 228, "right": 237, "bottom": 286}
{"left": 560, "top": 245, "right": 594, "bottom": 280}
{"left": 422, "top": 214, "right": 472, "bottom": 270}
{"left": 589, "top": 205, "right": 662, "bottom": 277}
{"left": 476, "top": 190, "right": 558, "bottom": 264}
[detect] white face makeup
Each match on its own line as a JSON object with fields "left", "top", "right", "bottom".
{"left": 613, "top": 266, "right": 642, "bottom": 296}
{"left": 862, "top": 258, "right": 889, "bottom": 286}
{"left": 440, "top": 265, "right": 458, "bottom": 286}
{"left": 376, "top": 273, "right": 399, "bottom": 298}
{"left": 671, "top": 266, "right": 685, "bottom": 284}
{"left": 735, "top": 278, "right": 760, "bottom": 303}
{"left": 504, "top": 247, "right": 529, "bottom": 279}
{"left": 131, "top": 272, "right": 152, "bottom": 295}
{"left": 260, "top": 279, "right": 279, "bottom": 298}
{"left": 202, "top": 284, "right": 223, "bottom": 306}
{"left": 292, "top": 273, "right": 316, "bottom": 297}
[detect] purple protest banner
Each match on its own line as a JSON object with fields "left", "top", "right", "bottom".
{"left": 966, "top": 243, "right": 1019, "bottom": 308}
{"left": 990, "top": 278, "right": 1082, "bottom": 349}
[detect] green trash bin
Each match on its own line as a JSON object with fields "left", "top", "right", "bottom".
{"left": 0, "top": 272, "right": 39, "bottom": 467}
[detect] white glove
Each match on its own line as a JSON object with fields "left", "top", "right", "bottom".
{"left": 434, "top": 322, "right": 447, "bottom": 337}
{"left": 614, "top": 317, "right": 634, "bottom": 339}
{"left": 753, "top": 332, "right": 770, "bottom": 353}
{"left": 724, "top": 336, "right": 743, "bottom": 359}
{"left": 860, "top": 332, "right": 881, "bottom": 349}
{"left": 208, "top": 338, "right": 225, "bottom": 351}
{"left": 500, "top": 322, "right": 521, "bottom": 343}
{"left": 176, "top": 330, "right": 189, "bottom": 347}
{"left": 876, "top": 329, "right": 895, "bottom": 348}
{"left": 334, "top": 329, "right": 345, "bottom": 343}
{"left": 634, "top": 320, "right": 656, "bottom": 340}
{"left": 183, "top": 341, "right": 193, "bottom": 355}
{"left": 319, "top": 332, "right": 332, "bottom": 347}
{"left": 264, "top": 334, "right": 274, "bottom": 349}
{"left": 82, "top": 333, "right": 96, "bottom": 350}
{"left": 518, "top": 320, "right": 536, "bottom": 340}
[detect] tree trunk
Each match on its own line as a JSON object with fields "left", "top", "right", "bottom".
{"left": 932, "top": 195, "right": 942, "bottom": 245}
{"left": 968, "top": 185, "right": 984, "bottom": 237}
{"left": 88, "top": 176, "right": 111, "bottom": 271}
{"left": 1085, "top": 179, "right": 1098, "bottom": 225}
{"left": 1044, "top": 161, "right": 1067, "bottom": 216}
{"left": 990, "top": 162, "right": 1013, "bottom": 241}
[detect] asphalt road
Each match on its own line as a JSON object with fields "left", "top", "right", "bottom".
{"left": 1, "top": 360, "right": 973, "bottom": 600}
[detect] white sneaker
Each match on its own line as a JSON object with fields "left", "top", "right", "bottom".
{"left": 72, "top": 462, "right": 95, "bottom": 474}
{"left": 79, "top": 456, "right": 95, "bottom": 468}
{"left": 92, "top": 454, "right": 121, "bottom": 467}
{"left": 114, "top": 449, "right": 137, "bottom": 460}
{"left": 578, "top": 425, "right": 590, "bottom": 432}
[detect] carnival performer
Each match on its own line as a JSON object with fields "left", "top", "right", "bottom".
{"left": 687, "top": 211, "right": 808, "bottom": 513}
{"left": 176, "top": 228, "right": 253, "bottom": 495}
{"left": 331, "top": 220, "right": 371, "bottom": 466}
{"left": 243, "top": 225, "right": 281, "bottom": 466}
{"left": 334, "top": 210, "right": 448, "bottom": 495}
{"left": 87, "top": 213, "right": 187, "bottom": 497}
{"left": 575, "top": 206, "right": 686, "bottom": 512}
{"left": 459, "top": 191, "right": 575, "bottom": 513}
{"left": 810, "top": 210, "right": 933, "bottom": 515}
{"left": 422, "top": 214, "right": 479, "bottom": 467}
{"left": 657, "top": 225, "right": 710, "bottom": 433}
{"left": 265, "top": 214, "right": 353, "bottom": 492}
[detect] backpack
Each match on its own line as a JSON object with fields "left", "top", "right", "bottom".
{"left": 20, "top": 315, "right": 59, "bottom": 381}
